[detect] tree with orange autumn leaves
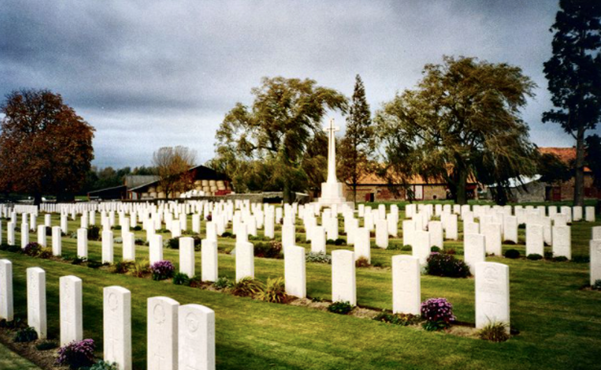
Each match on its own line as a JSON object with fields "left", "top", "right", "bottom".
{"left": 0, "top": 89, "right": 95, "bottom": 204}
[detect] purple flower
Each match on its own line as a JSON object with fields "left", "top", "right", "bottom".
{"left": 151, "top": 260, "right": 175, "bottom": 281}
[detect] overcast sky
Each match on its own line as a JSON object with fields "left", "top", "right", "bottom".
{"left": 0, "top": 0, "right": 599, "bottom": 168}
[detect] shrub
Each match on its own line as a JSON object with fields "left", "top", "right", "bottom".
{"left": 326, "top": 239, "right": 336, "bottom": 245}
{"left": 57, "top": 339, "right": 96, "bottom": 369}
{"left": 133, "top": 225, "right": 142, "bottom": 231}
{"left": 256, "top": 277, "right": 288, "bottom": 303}
{"left": 426, "top": 253, "right": 471, "bottom": 278}
{"left": 87, "top": 226, "right": 101, "bottom": 241}
{"left": 553, "top": 256, "right": 568, "bottom": 262}
{"left": 110, "top": 261, "right": 135, "bottom": 274}
{"left": 0, "top": 243, "right": 9, "bottom": 251}
{"left": 328, "top": 301, "right": 353, "bottom": 315}
{"left": 23, "top": 242, "right": 42, "bottom": 256}
{"left": 401, "top": 245, "right": 412, "bottom": 251}
{"left": 504, "top": 249, "right": 521, "bottom": 259}
{"left": 420, "top": 298, "right": 455, "bottom": 331}
{"left": 572, "top": 255, "right": 589, "bottom": 263}
{"left": 221, "top": 231, "right": 234, "bottom": 238}
{"left": 7, "top": 244, "right": 21, "bottom": 253}
{"left": 374, "top": 311, "right": 421, "bottom": 326}
{"left": 172, "top": 272, "right": 190, "bottom": 286}
{"left": 213, "top": 276, "right": 233, "bottom": 290}
{"left": 386, "top": 243, "right": 404, "bottom": 251}
{"left": 87, "top": 260, "right": 103, "bottom": 269}
{"left": 253, "top": 241, "right": 283, "bottom": 259}
{"left": 36, "top": 340, "right": 58, "bottom": 350}
{"left": 306, "top": 252, "right": 332, "bottom": 264}
{"left": 167, "top": 237, "right": 180, "bottom": 249}
{"left": 113, "top": 225, "right": 122, "bottom": 231}
{"left": 334, "top": 238, "right": 346, "bottom": 246}
{"left": 127, "top": 260, "right": 150, "bottom": 277}
{"left": 355, "top": 257, "right": 371, "bottom": 268}
{"left": 206, "top": 214, "right": 212, "bottom": 221}
{"left": 230, "top": 277, "right": 264, "bottom": 297}
{"left": 527, "top": 254, "right": 543, "bottom": 260}
{"left": 430, "top": 246, "right": 441, "bottom": 253}
{"left": 38, "top": 247, "right": 53, "bottom": 259}
{"left": 150, "top": 260, "right": 175, "bottom": 281}
{"left": 134, "top": 238, "right": 145, "bottom": 246}
{"left": 85, "top": 360, "right": 119, "bottom": 370}
{"left": 593, "top": 279, "right": 601, "bottom": 291}
{"left": 544, "top": 251, "right": 553, "bottom": 259}
{"left": 478, "top": 321, "right": 510, "bottom": 342}
{"left": 14, "top": 327, "right": 38, "bottom": 342}
{"left": 71, "top": 257, "right": 86, "bottom": 265}
{"left": 444, "top": 248, "right": 456, "bottom": 255}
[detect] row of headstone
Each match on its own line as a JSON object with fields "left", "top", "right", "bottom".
{"left": 0, "top": 260, "right": 215, "bottom": 370}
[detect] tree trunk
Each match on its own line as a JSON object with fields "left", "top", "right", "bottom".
{"left": 33, "top": 192, "right": 42, "bottom": 206}
{"left": 574, "top": 128, "right": 585, "bottom": 207}
{"left": 283, "top": 181, "right": 293, "bottom": 205}
{"left": 455, "top": 170, "right": 468, "bottom": 205}
{"left": 352, "top": 183, "right": 357, "bottom": 206}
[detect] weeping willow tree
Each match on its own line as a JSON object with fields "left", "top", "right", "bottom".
{"left": 213, "top": 77, "right": 347, "bottom": 203}
{"left": 376, "top": 56, "right": 539, "bottom": 205}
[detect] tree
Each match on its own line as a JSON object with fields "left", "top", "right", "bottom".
{"left": 337, "top": 75, "right": 375, "bottom": 205}
{"left": 215, "top": 77, "right": 347, "bottom": 203}
{"left": 375, "top": 56, "right": 538, "bottom": 205}
{"left": 152, "top": 146, "right": 196, "bottom": 198}
{"left": 585, "top": 134, "right": 601, "bottom": 191}
{"left": 543, "top": 0, "right": 601, "bottom": 206}
{"left": 0, "top": 89, "right": 95, "bottom": 204}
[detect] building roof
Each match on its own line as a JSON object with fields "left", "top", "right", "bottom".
{"left": 538, "top": 147, "right": 591, "bottom": 172}
{"left": 124, "top": 175, "right": 159, "bottom": 188}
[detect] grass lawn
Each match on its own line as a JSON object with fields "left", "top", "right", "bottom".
{"left": 0, "top": 342, "right": 40, "bottom": 370}
{"left": 0, "top": 204, "right": 600, "bottom": 369}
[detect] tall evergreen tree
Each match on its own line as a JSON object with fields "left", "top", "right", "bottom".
{"left": 543, "top": 0, "right": 600, "bottom": 206}
{"left": 338, "top": 75, "right": 374, "bottom": 204}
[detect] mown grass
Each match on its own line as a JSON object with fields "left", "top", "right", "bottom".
{"left": 0, "top": 203, "right": 600, "bottom": 369}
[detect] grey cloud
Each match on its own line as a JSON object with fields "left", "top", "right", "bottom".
{"left": 0, "top": 0, "right": 598, "bottom": 168}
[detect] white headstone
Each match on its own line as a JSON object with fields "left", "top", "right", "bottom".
{"left": 592, "top": 226, "right": 601, "bottom": 241}
{"left": 585, "top": 206, "right": 595, "bottom": 222}
{"left": 122, "top": 232, "right": 136, "bottom": 261}
{"left": 428, "top": 221, "right": 443, "bottom": 249}
{"left": 27, "top": 267, "right": 47, "bottom": 339}
{"left": 475, "top": 262, "right": 510, "bottom": 333}
{"left": 331, "top": 250, "right": 356, "bottom": 306}
{"left": 311, "top": 226, "right": 326, "bottom": 254}
{"left": 77, "top": 228, "right": 88, "bottom": 259}
{"left": 149, "top": 234, "right": 164, "bottom": 265}
{"left": 235, "top": 242, "right": 254, "bottom": 282}
{"left": 354, "top": 227, "right": 371, "bottom": 263}
{"left": 7, "top": 222, "right": 14, "bottom": 246}
{"left": 503, "top": 216, "right": 518, "bottom": 244}
{"left": 21, "top": 222, "right": 29, "bottom": 249}
{"left": 147, "top": 297, "right": 179, "bottom": 370}
{"left": 52, "top": 226, "right": 62, "bottom": 256}
{"left": 590, "top": 239, "right": 601, "bottom": 286}
{"left": 59, "top": 275, "right": 83, "bottom": 346}
{"left": 375, "top": 219, "right": 389, "bottom": 249}
{"left": 552, "top": 225, "right": 571, "bottom": 259}
{"left": 483, "top": 223, "right": 502, "bottom": 256}
{"left": 392, "top": 255, "right": 420, "bottom": 315}
{"left": 201, "top": 239, "right": 218, "bottom": 282}
{"left": 285, "top": 245, "right": 306, "bottom": 298}
{"left": 526, "top": 224, "right": 544, "bottom": 256}
{"left": 37, "top": 225, "right": 47, "bottom": 247}
{"left": 178, "top": 304, "right": 215, "bottom": 370}
{"left": 445, "top": 214, "right": 458, "bottom": 240}
{"left": 0, "top": 259, "right": 13, "bottom": 321}
{"left": 412, "top": 230, "right": 431, "bottom": 266}
{"left": 102, "top": 230, "right": 114, "bottom": 264}
{"left": 179, "top": 237, "right": 196, "bottom": 277}
{"left": 103, "top": 286, "right": 132, "bottom": 370}
{"left": 464, "top": 234, "right": 485, "bottom": 275}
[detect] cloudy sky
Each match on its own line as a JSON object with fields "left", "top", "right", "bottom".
{"left": 0, "top": 0, "right": 598, "bottom": 168}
